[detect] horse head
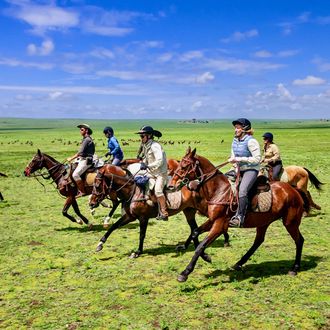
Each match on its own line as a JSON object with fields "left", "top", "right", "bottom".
{"left": 89, "top": 164, "right": 127, "bottom": 209}
{"left": 89, "top": 169, "right": 107, "bottom": 209}
{"left": 170, "top": 147, "right": 199, "bottom": 188}
{"left": 24, "top": 149, "right": 45, "bottom": 176}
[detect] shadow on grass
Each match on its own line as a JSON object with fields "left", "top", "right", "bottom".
{"left": 55, "top": 220, "right": 157, "bottom": 232}
{"left": 205, "top": 254, "right": 322, "bottom": 283}
{"left": 142, "top": 237, "right": 230, "bottom": 257}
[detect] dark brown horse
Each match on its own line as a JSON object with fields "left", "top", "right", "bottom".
{"left": 24, "top": 150, "right": 119, "bottom": 227}
{"left": 89, "top": 163, "right": 229, "bottom": 259}
{"left": 170, "top": 147, "right": 310, "bottom": 282}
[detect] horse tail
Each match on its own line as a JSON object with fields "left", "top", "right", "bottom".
{"left": 296, "top": 188, "right": 311, "bottom": 214}
{"left": 303, "top": 167, "right": 324, "bottom": 191}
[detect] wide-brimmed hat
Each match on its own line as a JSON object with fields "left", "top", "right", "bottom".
{"left": 77, "top": 123, "right": 93, "bottom": 134}
{"left": 135, "top": 125, "right": 162, "bottom": 138}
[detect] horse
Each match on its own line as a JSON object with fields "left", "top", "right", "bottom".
{"left": 89, "top": 163, "right": 230, "bottom": 259}
{"left": 260, "top": 165, "right": 323, "bottom": 211}
{"left": 24, "top": 150, "right": 119, "bottom": 227}
{"left": 170, "top": 147, "right": 310, "bottom": 282}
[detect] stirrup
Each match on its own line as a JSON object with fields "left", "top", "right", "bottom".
{"left": 229, "top": 215, "right": 243, "bottom": 228}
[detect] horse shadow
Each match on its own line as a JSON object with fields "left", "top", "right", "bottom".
{"left": 204, "top": 254, "right": 322, "bottom": 284}
{"left": 56, "top": 219, "right": 157, "bottom": 232}
{"left": 142, "top": 237, "right": 229, "bottom": 257}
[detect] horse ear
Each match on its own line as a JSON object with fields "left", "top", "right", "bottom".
{"left": 37, "top": 149, "right": 42, "bottom": 156}
{"left": 191, "top": 148, "right": 196, "bottom": 157}
{"left": 186, "top": 146, "right": 191, "bottom": 155}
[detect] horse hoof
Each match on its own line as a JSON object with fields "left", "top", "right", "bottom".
{"left": 224, "top": 242, "right": 230, "bottom": 248}
{"left": 177, "top": 274, "right": 188, "bottom": 282}
{"left": 96, "top": 243, "right": 103, "bottom": 252}
{"left": 201, "top": 254, "right": 212, "bottom": 263}
{"left": 288, "top": 270, "right": 297, "bottom": 276}
{"left": 175, "top": 244, "right": 186, "bottom": 252}
{"left": 76, "top": 218, "right": 83, "bottom": 225}
{"left": 88, "top": 223, "right": 93, "bottom": 230}
{"left": 129, "top": 252, "right": 140, "bottom": 259}
{"left": 232, "top": 264, "right": 243, "bottom": 271}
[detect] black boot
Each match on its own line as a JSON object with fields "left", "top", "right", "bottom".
{"left": 229, "top": 197, "right": 248, "bottom": 228}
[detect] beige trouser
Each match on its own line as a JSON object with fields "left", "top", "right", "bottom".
{"left": 148, "top": 173, "right": 167, "bottom": 197}
{"left": 72, "top": 159, "right": 91, "bottom": 181}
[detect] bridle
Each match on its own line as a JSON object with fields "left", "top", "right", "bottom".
{"left": 173, "top": 156, "right": 229, "bottom": 187}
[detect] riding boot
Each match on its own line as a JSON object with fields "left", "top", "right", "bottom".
{"left": 75, "top": 179, "right": 86, "bottom": 197}
{"left": 156, "top": 195, "right": 168, "bottom": 221}
{"left": 229, "top": 196, "right": 248, "bottom": 228}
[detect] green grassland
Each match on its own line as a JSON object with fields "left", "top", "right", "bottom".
{"left": 0, "top": 118, "right": 329, "bottom": 329}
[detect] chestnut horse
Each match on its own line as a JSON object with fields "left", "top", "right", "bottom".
{"left": 260, "top": 165, "right": 323, "bottom": 211}
{"left": 89, "top": 163, "right": 229, "bottom": 259}
{"left": 171, "top": 147, "right": 310, "bottom": 282}
{"left": 24, "top": 150, "right": 118, "bottom": 227}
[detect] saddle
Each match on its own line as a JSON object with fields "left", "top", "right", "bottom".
{"left": 259, "top": 166, "right": 288, "bottom": 182}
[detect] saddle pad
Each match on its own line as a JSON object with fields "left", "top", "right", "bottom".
{"left": 85, "top": 173, "right": 97, "bottom": 186}
{"left": 252, "top": 190, "right": 272, "bottom": 212}
{"left": 280, "top": 169, "right": 289, "bottom": 183}
{"left": 166, "top": 191, "right": 182, "bottom": 209}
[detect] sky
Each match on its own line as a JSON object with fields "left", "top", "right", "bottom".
{"left": 1, "top": 0, "right": 330, "bottom": 120}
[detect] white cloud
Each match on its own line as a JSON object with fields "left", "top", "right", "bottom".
{"left": 293, "top": 75, "right": 326, "bottom": 86}
{"left": 254, "top": 50, "right": 272, "bottom": 58}
{"left": 90, "top": 48, "right": 115, "bottom": 59}
{"left": 277, "top": 49, "right": 299, "bottom": 57}
{"left": 221, "top": 29, "right": 258, "bottom": 43}
{"left": 312, "top": 57, "right": 330, "bottom": 72}
{"left": 277, "top": 83, "right": 294, "bottom": 101}
{"left": 0, "top": 57, "right": 53, "bottom": 70}
{"left": 195, "top": 72, "right": 214, "bottom": 84}
{"left": 180, "top": 50, "right": 204, "bottom": 62}
{"left": 6, "top": 2, "right": 79, "bottom": 32}
{"left": 204, "top": 57, "right": 283, "bottom": 74}
{"left": 27, "top": 39, "right": 54, "bottom": 56}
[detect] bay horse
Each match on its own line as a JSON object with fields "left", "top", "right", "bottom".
{"left": 89, "top": 163, "right": 229, "bottom": 259}
{"left": 24, "top": 150, "right": 119, "bottom": 227}
{"left": 260, "top": 165, "right": 323, "bottom": 211}
{"left": 170, "top": 147, "right": 310, "bottom": 282}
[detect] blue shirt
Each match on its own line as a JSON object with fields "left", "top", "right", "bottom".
{"left": 108, "top": 136, "right": 124, "bottom": 160}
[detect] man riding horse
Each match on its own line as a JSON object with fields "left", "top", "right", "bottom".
{"left": 136, "top": 125, "right": 169, "bottom": 221}
{"left": 67, "top": 124, "right": 95, "bottom": 197}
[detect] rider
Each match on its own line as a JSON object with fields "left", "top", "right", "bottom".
{"left": 228, "top": 118, "right": 261, "bottom": 228}
{"left": 136, "top": 125, "right": 169, "bottom": 221}
{"left": 103, "top": 126, "right": 124, "bottom": 165}
{"left": 67, "top": 123, "right": 95, "bottom": 197}
{"left": 261, "top": 132, "right": 283, "bottom": 181}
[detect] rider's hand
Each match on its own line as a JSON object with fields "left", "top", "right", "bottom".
{"left": 228, "top": 156, "right": 237, "bottom": 164}
{"left": 104, "top": 152, "right": 111, "bottom": 158}
{"left": 140, "top": 162, "right": 148, "bottom": 170}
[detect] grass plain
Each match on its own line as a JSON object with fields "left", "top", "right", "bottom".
{"left": 0, "top": 118, "right": 329, "bottom": 329}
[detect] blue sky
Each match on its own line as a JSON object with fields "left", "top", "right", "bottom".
{"left": 1, "top": 0, "right": 330, "bottom": 119}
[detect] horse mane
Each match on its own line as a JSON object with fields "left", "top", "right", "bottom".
{"left": 195, "top": 154, "right": 218, "bottom": 172}
{"left": 41, "top": 152, "right": 60, "bottom": 164}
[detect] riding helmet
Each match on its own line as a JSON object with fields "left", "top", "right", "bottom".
{"left": 232, "top": 118, "right": 251, "bottom": 131}
{"left": 262, "top": 132, "right": 273, "bottom": 141}
{"left": 103, "top": 126, "right": 114, "bottom": 135}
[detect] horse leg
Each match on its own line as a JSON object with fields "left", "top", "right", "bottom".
{"left": 306, "top": 190, "right": 321, "bottom": 211}
{"left": 177, "top": 208, "right": 212, "bottom": 263}
{"left": 62, "top": 197, "right": 79, "bottom": 223}
{"left": 103, "top": 200, "right": 121, "bottom": 228}
{"left": 71, "top": 198, "right": 91, "bottom": 227}
{"left": 284, "top": 224, "right": 304, "bottom": 275}
{"left": 232, "top": 225, "right": 269, "bottom": 271}
{"left": 130, "top": 218, "right": 149, "bottom": 259}
{"left": 96, "top": 213, "right": 134, "bottom": 252}
{"left": 177, "top": 219, "right": 224, "bottom": 282}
